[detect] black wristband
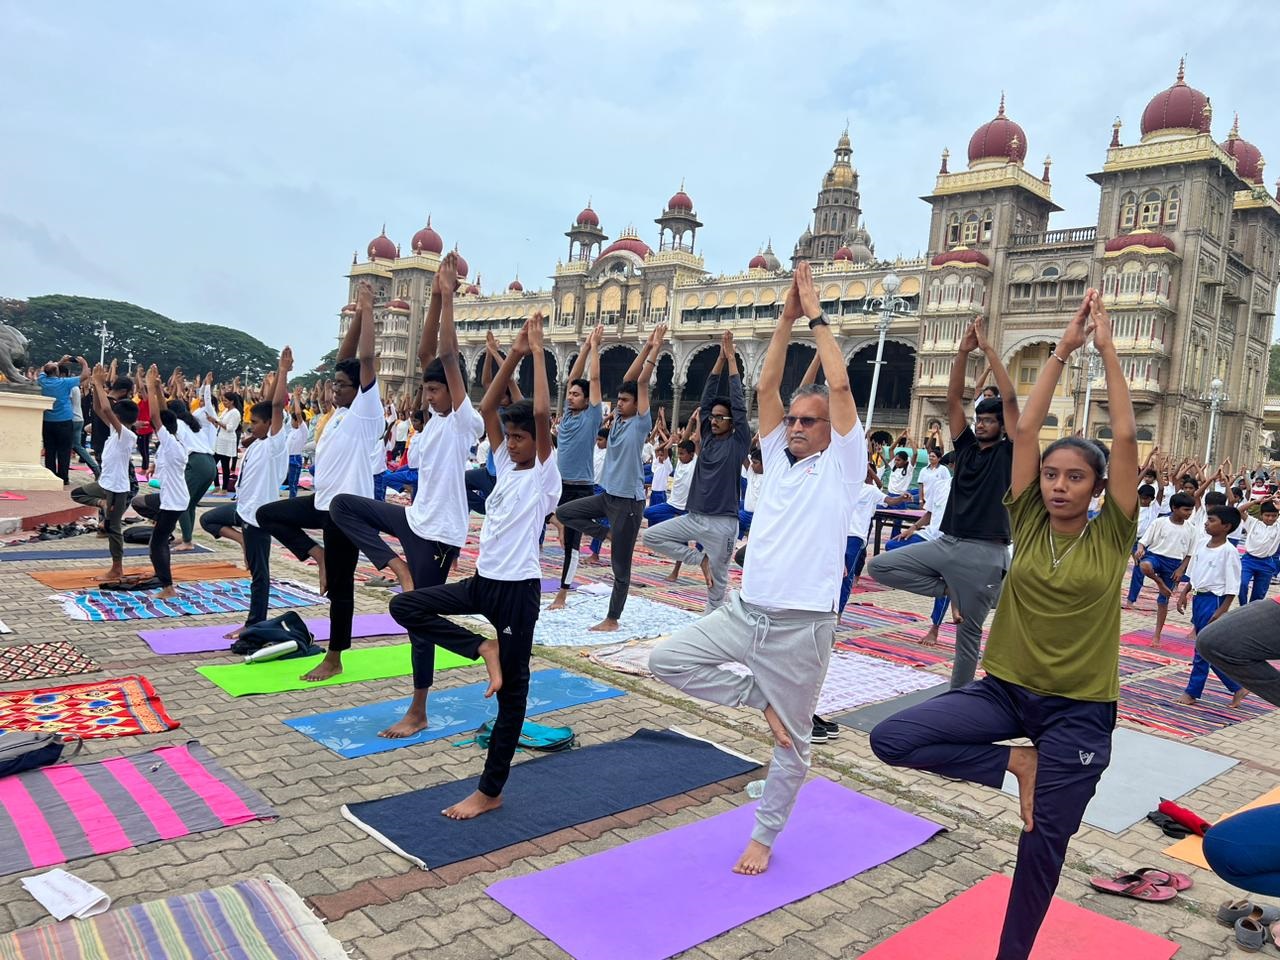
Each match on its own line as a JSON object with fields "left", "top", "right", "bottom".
{"left": 807, "top": 313, "right": 829, "bottom": 330}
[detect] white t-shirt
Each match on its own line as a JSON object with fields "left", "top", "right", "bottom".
{"left": 886, "top": 467, "right": 911, "bottom": 497}
{"left": 918, "top": 464, "right": 947, "bottom": 509}
{"left": 370, "top": 431, "right": 386, "bottom": 475}
{"left": 651, "top": 457, "right": 672, "bottom": 495}
{"left": 237, "top": 428, "right": 290, "bottom": 527}
{"left": 100, "top": 425, "right": 137, "bottom": 494}
{"left": 394, "top": 419, "right": 411, "bottom": 443}
{"left": 154, "top": 429, "right": 190, "bottom": 512}
{"left": 670, "top": 455, "right": 696, "bottom": 511}
{"left": 476, "top": 446, "right": 562, "bottom": 581}
{"left": 642, "top": 441, "right": 655, "bottom": 465}
{"left": 177, "top": 417, "right": 215, "bottom": 457}
{"left": 743, "top": 418, "right": 866, "bottom": 612}
{"left": 286, "top": 422, "right": 307, "bottom": 456}
{"left": 743, "top": 468, "right": 764, "bottom": 513}
{"left": 848, "top": 482, "right": 885, "bottom": 538}
{"left": 1187, "top": 541, "right": 1242, "bottom": 597}
{"left": 1136, "top": 500, "right": 1161, "bottom": 541}
{"left": 1157, "top": 483, "right": 1177, "bottom": 516}
{"left": 920, "top": 480, "right": 951, "bottom": 541}
{"left": 214, "top": 407, "right": 242, "bottom": 457}
{"left": 407, "top": 398, "right": 485, "bottom": 547}
{"left": 592, "top": 445, "right": 607, "bottom": 485}
{"left": 1139, "top": 516, "right": 1195, "bottom": 559}
{"left": 313, "top": 380, "right": 383, "bottom": 510}
{"left": 1242, "top": 515, "right": 1280, "bottom": 559}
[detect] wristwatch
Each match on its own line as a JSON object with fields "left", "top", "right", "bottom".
{"left": 807, "top": 312, "right": 829, "bottom": 329}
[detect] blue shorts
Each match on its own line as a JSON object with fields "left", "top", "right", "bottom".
{"left": 1140, "top": 552, "right": 1183, "bottom": 605}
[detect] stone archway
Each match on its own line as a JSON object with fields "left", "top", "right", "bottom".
{"left": 516, "top": 349, "right": 558, "bottom": 400}
{"left": 847, "top": 340, "right": 916, "bottom": 431}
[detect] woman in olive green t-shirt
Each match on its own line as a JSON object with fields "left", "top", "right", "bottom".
{"left": 871, "top": 290, "right": 1138, "bottom": 960}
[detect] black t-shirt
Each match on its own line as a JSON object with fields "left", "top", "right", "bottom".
{"left": 940, "top": 427, "right": 1013, "bottom": 543}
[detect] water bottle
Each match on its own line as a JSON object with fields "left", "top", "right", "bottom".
{"left": 745, "top": 779, "right": 766, "bottom": 799}
{"left": 244, "top": 639, "right": 303, "bottom": 664}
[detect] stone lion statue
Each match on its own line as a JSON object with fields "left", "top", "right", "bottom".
{"left": 0, "top": 322, "right": 31, "bottom": 383}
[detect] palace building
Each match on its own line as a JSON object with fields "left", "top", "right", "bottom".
{"left": 339, "top": 63, "right": 1277, "bottom": 463}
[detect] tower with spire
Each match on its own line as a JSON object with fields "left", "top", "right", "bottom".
{"left": 793, "top": 128, "right": 864, "bottom": 265}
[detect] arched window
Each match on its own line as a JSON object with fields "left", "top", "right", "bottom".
{"left": 1145, "top": 265, "right": 1160, "bottom": 297}
{"left": 1139, "top": 190, "right": 1163, "bottom": 228}
{"left": 946, "top": 214, "right": 961, "bottom": 246}
{"left": 960, "top": 275, "right": 974, "bottom": 304}
{"left": 1103, "top": 266, "right": 1119, "bottom": 297}
{"left": 980, "top": 210, "right": 993, "bottom": 242}
{"left": 1164, "top": 187, "right": 1180, "bottom": 226}
{"left": 1136, "top": 427, "right": 1154, "bottom": 441}
{"left": 1043, "top": 413, "right": 1059, "bottom": 427}
{"left": 1159, "top": 266, "right": 1171, "bottom": 298}
{"left": 942, "top": 273, "right": 960, "bottom": 304}
{"left": 1120, "top": 192, "right": 1137, "bottom": 230}
{"left": 1120, "top": 262, "right": 1142, "bottom": 296}
{"left": 962, "top": 212, "right": 980, "bottom": 245}
{"left": 928, "top": 279, "right": 941, "bottom": 306}
{"left": 1098, "top": 425, "right": 1114, "bottom": 440}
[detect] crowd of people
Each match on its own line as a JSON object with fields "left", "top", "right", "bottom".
{"left": 36, "top": 261, "right": 1280, "bottom": 959}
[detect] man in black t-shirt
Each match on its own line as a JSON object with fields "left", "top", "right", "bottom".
{"left": 868, "top": 317, "right": 1017, "bottom": 686}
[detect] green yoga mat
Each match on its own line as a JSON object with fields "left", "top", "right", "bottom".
{"left": 196, "top": 642, "right": 471, "bottom": 696}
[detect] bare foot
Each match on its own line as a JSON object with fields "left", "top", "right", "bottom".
{"left": 1230, "top": 688, "right": 1248, "bottom": 708}
{"left": 301, "top": 651, "right": 342, "bottom": 682}
{"left": 546, "top": 588, "right": 570, "bottom": 611}
{"left": 1175, "top": 692, "right": 1196, "bottom": 706}
{"left": 588, "top": 553, "right": 607, "bottom": 567}
{"left": 1007, "top": 745, "right": 1038, "bottom": 832}
{"left": 442, "top": 789, "right": 503, "bottom": 820}
{"left": 156, "top": 586, "right": 179, "bottom": 600}
{"left": 762, "top": 704, "right": 793, "bottom": 750}
{"left": 700, "top": 555, "right": 712, "bottom": 588}
{"left": 732, "top": 839, "right": 772, "bottom": 876}
{"left": 172, "top": 542, "right": 195, "bottom": 553}
{"left": 919, "top": 625, "right": 940, "bottom": 647}
{"left": 1150, "top": 634, "right": 1162, "bottom": 649}
{"left": 379, "top": 711, "right": 429, "bottom": 739}
{"left": 477, "top": 637, "right": 502, "bottom": 697}
{"left": 386, "top": 556, "right": 415, "bottom": 593}
{"left": 1121, "top": 600, "right": 1133, "bottom": 611}
{"left": 223, "top": 627, "right": 243, "bottom": 640}
{"left": 664, "top": 562, "right": 682, "bottom": 582}
{"left": 97, "top": 567, "right": 124, "bottom": 582}
{"left": 588, "top": 618, "right": 620, "bottom": 633}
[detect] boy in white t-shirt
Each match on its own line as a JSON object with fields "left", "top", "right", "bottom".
{"left": 1237, "top": 499, "right": 1280, "bottom": 604}
{"left": 129, "top": 365, "right": 191, "bottom": 598}
{"left": 70, "top": 364, "right": 140, "bottom": 583}
{"left": 389, "top": 313, "right": 561, "bottom": 820}
{"left": 1132, "top": 491, "right": 1196, "bottom": 646}
{"left": 1175, "top": 506, "right": 1247, "bottom": 706}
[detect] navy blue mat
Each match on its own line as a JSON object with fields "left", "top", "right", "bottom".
{"left": 2, "top": 544, "right": 211, "bottom": 562}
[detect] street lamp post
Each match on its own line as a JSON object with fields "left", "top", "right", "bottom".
{"left": 1080, "top": 344, "right": 1101, "bottom": 436}
{"left": 862, "top": 272, "right": 915, "bottom": 433}
{"left": 1205, "top": 377, "right": 1225, "bottom": 463}
{"left": 96, "top": 319, "right": 108, "bottom": 366}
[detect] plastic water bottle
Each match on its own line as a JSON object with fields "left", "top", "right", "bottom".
{"left": 745, "top": 779, "right": 766, "bottom": 799}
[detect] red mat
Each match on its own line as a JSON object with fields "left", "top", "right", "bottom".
{"left": 0, "top": 675, "right": 179, "bottom": 739}
{"left": 859, "top": 874, "right": 1179, "bottom": 959}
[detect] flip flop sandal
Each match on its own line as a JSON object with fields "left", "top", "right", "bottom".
{"left": 1089, "top": 873, "right": 1179, "bottom": 902}
{"left": 1132, "top": 867, "right": 1193, "bottom": 892}
{"left": 1219, "top": 900, "right": 1280, "bottom": 927}
{"left": 1235, "top": 917, "right": 1267, "bottom": 952}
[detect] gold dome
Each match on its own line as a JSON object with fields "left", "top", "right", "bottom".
{"left": 825, "top": 164, "right": 855, "bottom": 188}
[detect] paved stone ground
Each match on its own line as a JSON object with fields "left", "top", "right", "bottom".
{"left": 0, "top": 511, "right": 1273, "bottom": 959}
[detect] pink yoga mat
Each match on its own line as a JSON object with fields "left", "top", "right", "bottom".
{"left": 487, "top": 778, "right": 943, "bottom": 960}
{"left": 137, "top": 613, "right": 404, "bottom": 654}
{"left": 858, "top": 873, "right": 1179, "bottom": 959}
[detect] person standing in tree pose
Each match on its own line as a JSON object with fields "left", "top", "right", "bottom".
{"left": 650, "top": 262, "right": 862, "bottom": 876}
{"left": 547, "top": 324, "right": 605, "bottom": 611}
{"left": 868, "top": 315, "right": 1019, "bottom": 687}
{"left": 871, "top": 291, "right": 1138, "bottom": 960}
{"left": 168, "top": 371, "right": 219, "bottom": 553}
{"left": 71, "top": 365, "right": 140, "bottom": 583}
{"left": 643, "top": 329, "right": 751, "bottom": 611}
{"left": 257, "top": 280, "right": 381, "bottom": 681}
{"left": 129, "top": 365, "right": 190, "bottom": 599}
{"left": 557, "top": 324, "right": 666, "bottom": 632}
{"left": 388, "top": 313, "right": 561, "bottom": 819}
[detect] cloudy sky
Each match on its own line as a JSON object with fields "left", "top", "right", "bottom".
{"left": 2, "top": 2, "right": 1274, "bottom": 368}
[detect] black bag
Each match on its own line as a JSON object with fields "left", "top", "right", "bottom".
{"left": 123, "top": 525, "right": 154, "bottom": 544}
{"left": 0, "top": 732, "right": 82, "bottom": 778}
{"left": 231, "top": 611, "right": 321, "bottom": 657}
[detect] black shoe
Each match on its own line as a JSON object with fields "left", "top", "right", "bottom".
{"left": 814, "top": 715, "right": 840, "bottom": 739}
{"left": 810, "top": 720, "right": 829, "bottom": 743}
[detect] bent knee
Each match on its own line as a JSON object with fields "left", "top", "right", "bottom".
{"left": 868, "top": 719, "right": 913, "bottom": 767}
{"left": 647, "top": 642, "right": 681, "bottom": 681}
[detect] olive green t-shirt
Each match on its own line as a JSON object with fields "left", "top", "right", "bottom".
{"left": 982, "top": 482, "right": 1138, "bottom": 702}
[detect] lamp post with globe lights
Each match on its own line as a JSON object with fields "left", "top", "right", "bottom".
{"left": 1205, "top": 377, "right": 1225, "bottom": 463}
{"left": 96, "top": 319, "right": 108, "bottom": 366}
{"left": 861, "top": 272, "right": 915, "bottom": 433}
{"left": 1079, "top": 344, "right": 1102, "bottom": 437}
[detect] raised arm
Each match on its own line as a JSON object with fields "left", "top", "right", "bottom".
{"left": 637, "top": 324, "right": 666, "bottom": 416}
{"left": 565, "top": 325, "right": 595, "bottom": 384}
{"left": 976, "top": 318, "right": 1019, "bottom": 436}
{"left": 528, "top": 312, "right": 553, "bottom": 463}
{"left": 799, "top": 346, "right": 822, "bottom": 387}
{"left": 420, "top": 258, "right": 452, "bottom": 369}
{"left": 758, "top": 272, "right": 801, "bottom": 435}
{"left": 587, "top": 325, "right": 603, "bottom": 406}
{"left": 622, "top": 332, "right": 652, "bottom": 387}
{"left": 947, "top": 321, "right": 978, "bottom": 441}
{"left": 338, "top": 282, "right": 365, "bottom": 362}
{"left": 481, "top": 322, "right": 527, "bottom": 451}
{"left": 797, "top": 261, "right": 857, "bottom": 435}
{"left": 76, "top": 355, "right": 91, "bottom": 384}
{"left": 271, "top": 347, "right": 292, "bottom": 435}
{"left": 146, "top": 364, "right": 164, "bottom": 432}
{"left": 355, "top": 281, "right": 376, "bottom": 389}
{"left": 436, "top": 253, "right": 468, "bottom": 411}
{"left": 90, "top": 364, "right": 121, "bottom": 432}
{"left": 1091, "top": 293, "right": 1137, "bottom": 515}
{"left": 725, "top": 331, "right": 749, "bottom": 443}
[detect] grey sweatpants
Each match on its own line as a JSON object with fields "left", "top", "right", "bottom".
{"left": 642, "top": 511, "right": 739, "bottom": 611}
{"left": 867, "top": 534, "right": 1008, "bottom": 688}
{"left": 649, "top": 591, "right": 834, "bottom": 847}
{"left": 1197, "top": 599, "right": 1280, "bottom": 707}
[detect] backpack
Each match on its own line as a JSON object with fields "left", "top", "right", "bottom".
{"left": 457, "top": 720, "right": 575, "bottom": 753}
{"left": 231, "top": 610, "right": 322, "bottom": 657}
{"left": 123, "top": 524, "right": 154, "bottom": 544}
{"left": 0, "top": 732, "right": 82, "bottom": 778}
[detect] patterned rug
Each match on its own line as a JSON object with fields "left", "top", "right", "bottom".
{"left": 0, "top": 676, "right": 178, "bottom": 739}
{"left": 52, "top": 579, "right": 326, "bottom": 621}
{"left": 29, "top": 561, "right": 246, "bottom": 591}
{"left": 0, "top": 642, "right": 99, "bottom": 683}
{"left": 1119, "top": 628, "right": 1195, "bottom": 658}
{"left": 815, "top": 650, "right": 944, "bottom": 716}
{"left": 839, "top": 603, "right": 926, "bottom": 630}
{"left": 1119, "top": 674, "right": 1275, "bottom": 739}
{"left": 834, "top": 632, "right": 951, "bottom": 668}
{"left": 463, "top": 593, "right": 700, "bottom": 648}
{"left": 1117, "top": 647, "right": 1177, "bottom": 677}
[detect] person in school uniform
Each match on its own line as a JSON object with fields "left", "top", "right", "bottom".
{"left": 1122, "top": 483, "right": 1163, "bottom": 608}
{"left": 1133, "top": 491, "right": 1196, "bottom": 646}
{"left": 1236, "top": 499, "right": 1280, "bottom": 605}
{"left": 738, "top": 446, "right": 763, "bottom": 539}
{"left": 130, "top": 365, "right": 191, "bottom": 599}
{"left": 170, "top": 374, "right": 219, "bottom": 553}
{"left": 1174, "top": 505, "right": 1247, "bottom": 707}
{"left": 71, "top": 365, "right": 140, "bottom": 583}
{"left": 388, "top": 312, "right": 560, "bottom": 819}
{"left": 284, "top": 391, "right": 308, "bottom": 498}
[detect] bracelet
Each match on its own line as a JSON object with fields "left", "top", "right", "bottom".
{"left": 1050, "top": 352, "right": 1068, "bottom": 365}
{"left": 643, "top": 358, "right": 655, "bottom": 366}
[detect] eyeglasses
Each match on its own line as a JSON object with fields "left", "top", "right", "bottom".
{"left": 782, "top": 415, "right": 830, "bottom": 428}
{"left": 708, "top": 413, "right": 733, "bottom": 422}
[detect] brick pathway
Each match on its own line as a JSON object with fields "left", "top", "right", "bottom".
{"left": 0, "top": 524, "right": 1270, "bottom": 959}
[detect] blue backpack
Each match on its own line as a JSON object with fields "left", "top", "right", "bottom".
{"left": 457, "top": 720, "right": 575, "bottom": 753}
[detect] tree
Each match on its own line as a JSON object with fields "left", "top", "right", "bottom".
{"left": 291, "top": 349, "right": 339, "bottom": 389}
{"left": 1269, "top": 341, "right": 1280, "bottom": 395}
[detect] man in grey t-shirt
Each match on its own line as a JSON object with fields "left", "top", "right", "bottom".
{"left": 557, "top": 324, "right": 666, "bottom": 631}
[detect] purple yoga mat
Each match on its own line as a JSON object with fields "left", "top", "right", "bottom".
{"left": 488, "top": 778, "right": 943, "bottom": 960}
{"left": 137, "top": 612, "right": 405, "bottom": 654}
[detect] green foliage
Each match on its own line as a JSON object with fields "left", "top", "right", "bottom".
{"left": 1270, "top": 341, "right": 1280, "bottom": 395}
{"left": 0, "top": 295, "right": 279, "bottom": 380}
{"left": 291, "top": 348, "right": 339, "bottom": 389}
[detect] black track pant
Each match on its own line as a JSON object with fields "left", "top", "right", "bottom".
{"left": 557, "top": 492, "right": 644, "bottom": 620}
{"left": 201, "top": 502, "right": 273, "bottom": 627}
{"left": 131, "top": 493, "right": 183, "bottom": 587}
{"left": 554, "top": 482, "right": 597, "bottom": 590}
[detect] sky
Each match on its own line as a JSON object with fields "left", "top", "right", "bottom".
{"left": 2, "top": 1, "right": 1276, "bottom": 369}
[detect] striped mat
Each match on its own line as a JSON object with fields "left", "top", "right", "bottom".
{"left": 51, "top": 579, "right": 327, "bottom": 621}
{"left": 839, "top": 603, "right": 925, "bottom": 630}
{"left": 835, "top": 633, "right": 950, "bottom": 669}
{"left": 0, "top": 741, "right": 275, "bottom": 876}
{"left": 1119, "top": 628, "right": 1195, "bottom": 658}
{"left": 1119, "top": 674, "right": 1275, "bottom": 739}
{"left": 0, "top": 874, "right": 344, "bottom": 959}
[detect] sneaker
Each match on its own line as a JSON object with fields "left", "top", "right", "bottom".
{"left": 810, "top": 721, "right": 829, "bottom": 743}
{"left": 814, "top": 715, "right": 841, "bottom": 739}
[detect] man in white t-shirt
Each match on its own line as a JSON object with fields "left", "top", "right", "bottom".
{"left": 257, "top": 280, "right": 381, "bottom": 682}
{"left": 389, "top": 313, "right": 561, "bottom": 820}
{"left": 1237, "top": 499, "right": 1280, "bottom": 604}
{"left": 650, "top": 262, "right": 863, "bottom": 877}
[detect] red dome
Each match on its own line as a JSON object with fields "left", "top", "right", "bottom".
{"left": 1104, "top": 230, "right": 1176, "bottom": 253}
{"left": 667, "top": 189, "right": 693, "bottom": 212}
{"left": 576, "top": 205, "right": 599, "bottom": 227}
{"left": 453, "top": 252, "right": 469, "bottom": 279}
{"left": 465, "top": 283, "right": 480, "bottom": 296}
{"left": 931, "top": 247, "right": 991, "bottom": 267}
{"left": 599, "top": 236, "right": 652, "bottom": 259}
{"left": 1222, "top": 116, "right": 1264, "bottom": 184}
{"left": 1141, "top": 61, "right": 1211, "bottom": 138}
{"left": 748, "top": 253, "right": 768, "bottom": 269}
{"left": 367, "top": 230, "right": 397, "bottom": 260}
{"left": 388, "top": 298, "right": 410, "bottom": 311}
{"left": 967, "top": 95, "right": 1027, "bottom": 167}
{"left": 833, "top": 246, "right": 854, "bottom": 261}
{"left": 507, "top": 279, "right": 524, "bottom": 292}
{"left": 411, "top": 218, "right": 443, "bottom": 254}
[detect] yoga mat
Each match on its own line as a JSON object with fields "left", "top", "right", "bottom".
{"left": 139, "top": 611, "right": 405, "bottom": 655}
{"left": 0, "top": 741, "right": 275, "bottom": 877}
{"left": 1165, "top": 784, "right": 1280, "bottom": 869}
{"left": 833, "top": 682, "right": 950, "bottom": 733}
{"left": 814, "top": 650, "right": 942, "bottom": 716}
{"left": 53, "top": 578, "right": 326, "bottom": 622}
{"left": 284, "top": 668, "right": 624, "bottom": 758}
{"left": 487, "top": 778, "right": 945, "bottom": 960}
{"left": 0, "top": 675, "right": 179, "bottom": 739}
{"left": 196, "top": 642, "right": 469, "bottom": 696}
{"left": 523, "top": 594, "right": 698, "bottom": 647}
{"left": 0, "top": 641, "right": 98, "bottom": 682}
{"left": 834, "top": 633, "right": 950, "bottom": 668}
{"left": 1002, "top": 727, "right": 1237, "bottom": 834}
{"left": 0, "top": 874, "right": 346, "bottom": 960}
{"left": 1119, "top": 674, "right": 1275, "bottom": 739}
{"left": 1119, "top": 628, "right": 1195, "bottom": 658}
{"left": 838, "top": 603, "right": 925, "bottom": 630}
{"left": 0, "top": 544, "right": 211, "bottom": 562}
{"left": 858, "top": 873, "right": 1179, "bottom": 959}
{"left": 343, "top": 728, "right": 760, "bottom": 869}
{"left": 29, "top": 561, "right": 244, "bottom": 590}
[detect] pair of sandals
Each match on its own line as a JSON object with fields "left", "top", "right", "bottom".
{"left": 1089, "top": 867, "right": 1192, "bottom": 902}
{"left": 1220, "top": 900, "right": 1280, "bottom": 953}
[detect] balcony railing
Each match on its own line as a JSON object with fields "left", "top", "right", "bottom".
{"left": 1009, "top": 227, "right": 1097, "bottom": 248}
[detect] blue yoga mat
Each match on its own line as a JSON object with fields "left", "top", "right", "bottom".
{"left": 341, "top": 728, "right": 761, "bottom": 869}
{"left": 283, "top": 668, "right": 625, "bottom": 758}
{"left": 2, "top": 543, "right": 212, "bottom": 562}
